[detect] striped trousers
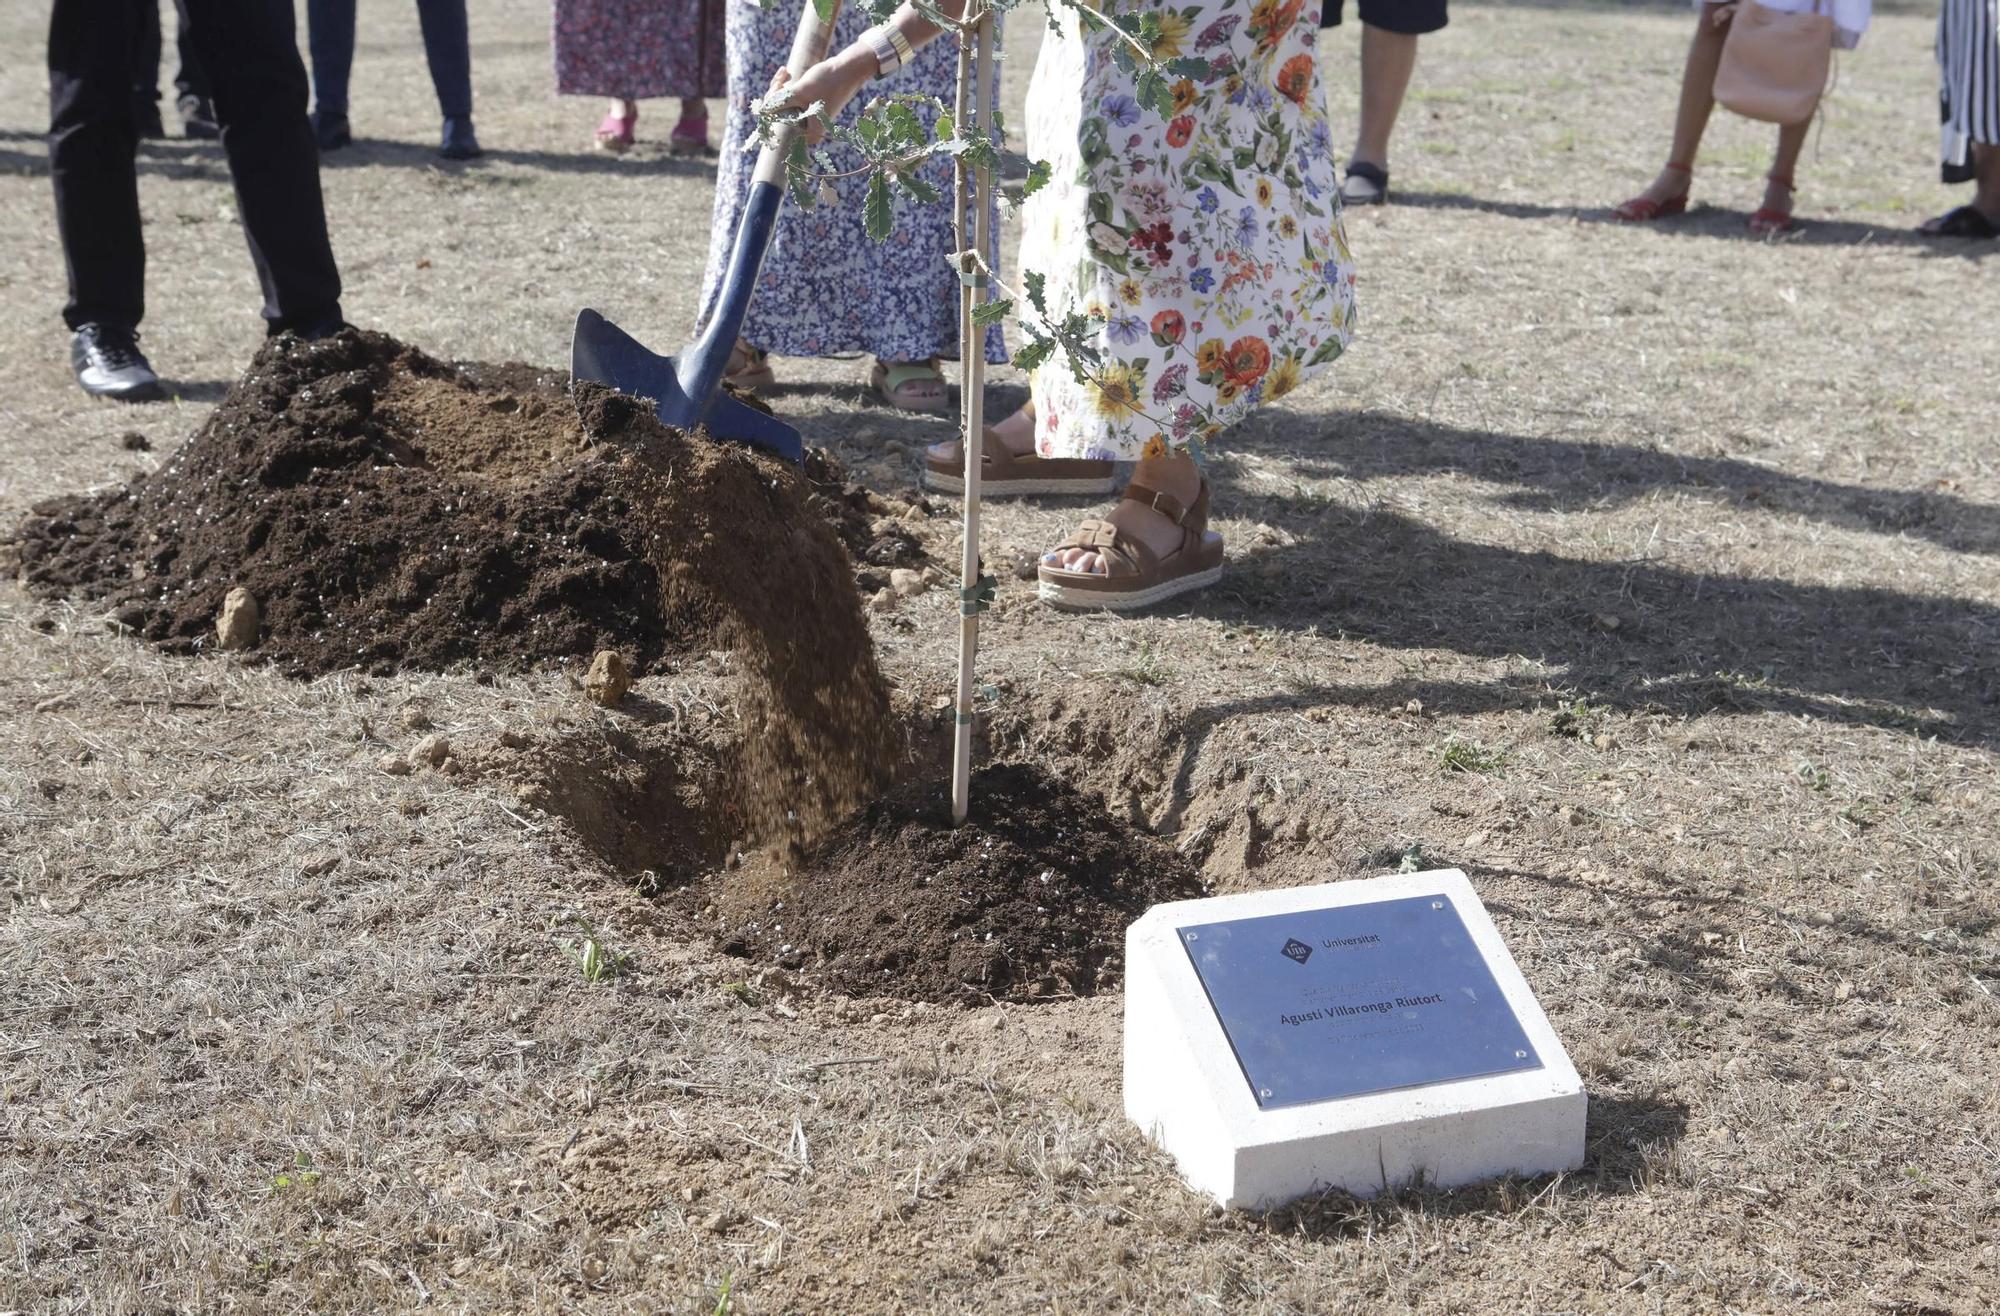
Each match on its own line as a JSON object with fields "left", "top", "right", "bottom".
{"left": 1940, "top": 0, "right": 2000, "bottom": 181}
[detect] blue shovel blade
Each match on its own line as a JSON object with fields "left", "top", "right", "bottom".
{"left": 570, "top": 308, "right": 803, "bottom": 464}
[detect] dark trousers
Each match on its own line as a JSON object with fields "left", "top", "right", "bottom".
{"left": 307, "top": 0, "right": 474, "bottom": 120}
{"left": 49, "top": 0, "right": 343, "bottom": 334}
{"left": 133, "top": 1, "right": 209, "bottom": 108}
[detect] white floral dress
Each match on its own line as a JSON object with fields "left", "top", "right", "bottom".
{"left": 1020, "top": 0, "right": 1358, "bottom": 461}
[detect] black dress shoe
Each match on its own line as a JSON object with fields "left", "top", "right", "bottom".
{"left": 177, "top": 94, "right": 220, "bottom": 140}
{"left": 439, "top": 115, "right": 482, "bottom": 160}
{"left": 312, "top": 111, "right": 352, "bottom": 152}
{"left": 71, "top": 324, "right": 164, "bottom": 402}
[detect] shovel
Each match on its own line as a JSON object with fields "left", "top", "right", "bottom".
{"left": 570, "top": 0, "right": 845, "bottom": 464}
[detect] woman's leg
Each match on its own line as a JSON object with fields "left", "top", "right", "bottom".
{"left": 1976, "top": 142, "right": 2000, "bottom": 220}
{"left": 414, "top": 0, "right": 473, "bottom": 119}
{"left": 670, "top": 94, "right": 711, "bottom": 152}
{"left": 1633, "top": 5, "right": 1731, "bottom": 204}
{"left": 304, "top": 0, "right": 355, "bottom": 118}
{"left": 988, "top": 399, "right": 1033, "bottom": 452}
{"left": 924, "top": 398, "right": 1033, "bottom": 466}
{"left": 1045, "top": 448, "right": 1204, "bottom": 576}
{"left": 1759, "top": 118, "right": 1808, "bottom": 218}
{"left": 1350, "top": 25, "right": 1418, "bottom": 175}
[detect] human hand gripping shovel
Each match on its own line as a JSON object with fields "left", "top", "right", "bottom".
{"left": 570, "top": 0, "right": 845, "bottom": 463}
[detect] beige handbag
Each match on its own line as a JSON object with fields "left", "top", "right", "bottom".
{"left": 1713, "top": 0, "right": 1834, "bottom": 125}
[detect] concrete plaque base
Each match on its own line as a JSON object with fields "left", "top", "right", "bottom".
{"left": 1124, "top": 869, "right": 1585, "bottom": 1210}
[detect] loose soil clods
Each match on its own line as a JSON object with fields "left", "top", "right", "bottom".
{"left": 11, "top": 328, "right": 897, "bottom": 842}
{"left": 718, "top": 762, "right": 1205, "bottom": 1005}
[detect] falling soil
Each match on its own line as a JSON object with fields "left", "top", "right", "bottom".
{"left": 718, "top": 762, "right": 1206, "bottom": 1005}
{"left": 11, "top": 329, "right": 895, "bottom": 839}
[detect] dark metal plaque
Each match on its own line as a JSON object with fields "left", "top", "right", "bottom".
{"left": 1178, "top": 894, "right": 1543, "bottom": 1109}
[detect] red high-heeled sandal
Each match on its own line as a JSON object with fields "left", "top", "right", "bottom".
{"left": 594, "top": 106, "right": 637, "bottom": 153}
{"left": 1615, "top": 161, "right": 1692, "bottom": 222}
{"left": 1749, "top": 174, "right": 1796, "bottom": 235}
{"left": 668, "top": 110, "right": 711, "bottom": 156}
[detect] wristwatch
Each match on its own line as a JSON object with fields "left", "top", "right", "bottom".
{"left": 864, "top": 24, "right": 915, "bottom": 77}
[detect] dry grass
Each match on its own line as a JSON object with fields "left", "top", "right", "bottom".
{"left": 3, "top": 1, "right": 1998, "bottom": 1312}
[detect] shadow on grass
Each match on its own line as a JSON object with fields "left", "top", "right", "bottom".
{"left": 1243, "top": 1091, "right": 1689, "bottom": 1237}
{"left": 1392, "top": 189, "right": 1978, "bottom": 251}
{"left": 316, "top": 136, "right": 720, "bottom": 179}
{"left": 1259, "top": 408, "right": 2000, "bottom": 558}
{"left": 1193, "top": 500, "right": 1997, "bottom": 747}
{"left": 1161, "top": 408, "right": 2000, "bottom": 750}
{"left": 159, "top": 379, "right": 232, "bottom": 404}
{"left": 0, "top": 130, "right": 721, "bottom": 181}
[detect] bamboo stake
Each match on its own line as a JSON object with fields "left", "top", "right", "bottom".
{"left": 949, "top": 7, "right": 994, "bottom": 827}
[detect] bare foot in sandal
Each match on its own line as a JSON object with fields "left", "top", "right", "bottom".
{"left": 1038, "top": 449, "right": 1224, "bottom": 610}
{"left": 871, "top": 358, "right": 949, "bottom": 413}
{"left": 923, "top": 403, "right": 1117, "bottom": 497}
{"left": 1044, "top": 449, "right": 1204, "bottom": 575}
{"left": 726, "top": 339, "right": 774, "bottom": 391}
{"left": 926, "top": 402, "right": 1034, "bottom": 467}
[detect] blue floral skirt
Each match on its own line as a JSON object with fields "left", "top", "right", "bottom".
{"left": 697, "top": 0, "right": 1005, "bottom": 363}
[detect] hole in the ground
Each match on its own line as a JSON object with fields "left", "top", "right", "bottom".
{"left": 481, "top": 693, "right": 1221, "bottom": 1005}
{"left": 471, "top": 717, "right": 735, "bottom": 889}
{"left": 489, "top": 684, "right": 1365, "bottom": 1005}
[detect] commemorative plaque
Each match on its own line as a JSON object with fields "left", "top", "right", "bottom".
{"left": 1178, "top": 895, "right": 1543, "bottom": 1109}
{"left": 1123, "top": 870, "right": 1586, "bottom": 1210}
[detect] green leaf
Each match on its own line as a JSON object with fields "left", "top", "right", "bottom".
{"left": 1022, "top": 159, "right": 1052, "bottom": 199}
{"left": 812, "top": 0, "right": 837, "bottom": 23}
{"left": 884, "top": 101, "right": 925, "bottom": 150}
{"left": 936, "top": 112, "right": 954, "bottom": 141}
{"left": 892, "top": 170, "right": 941, "bottom": 205}
{"left": 1023, "top": 270, "right": 1047, "bottom": 316}
{"left": 971, "top": 297, "right": 1013, "bottom": 328}
{"left": 785, "top": 138, "right": 815, "bottom": 210}
{"left": 864, "top": 171, "right": 892, "bottom": 241}
{"left": 1012, "top": 336, "right": 1057, "bottom": 373}
{"left": 1308, "top": 336, "right": 1346, "bottom": 366}
{"left": 1165, "top": 57, "right": 1212, "bottom": 80}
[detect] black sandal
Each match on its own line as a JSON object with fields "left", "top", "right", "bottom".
{"left": 1919, "top": 205, "right": 2000, "bottom": 239}
{"left": 1340, "top": 160, "right": 1388, "bottom": 206}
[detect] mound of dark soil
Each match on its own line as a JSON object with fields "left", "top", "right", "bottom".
{"left": 15, "top": 330, "right": 883, "bottom": 672}
{"left": 719, "top": 763, "right": 1205, "bottom": 1005}
{"left": 12, "top": 329, "right": 893, "bottom": 838}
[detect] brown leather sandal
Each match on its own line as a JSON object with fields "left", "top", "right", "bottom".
{"left": 923, "top": 429, "right": 1117, "bottom": 497}
{"left": 1036, "top": 478, "right": 1224, "bottom": 611}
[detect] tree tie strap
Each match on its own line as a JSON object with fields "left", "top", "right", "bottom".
{"left": 958, "top": 573, "right": 997, "bottom": 616}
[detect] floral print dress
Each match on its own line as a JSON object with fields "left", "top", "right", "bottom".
{"left": 552, "top": 0, "right": 726, "bottom": 100}
{"left": 697, "top": 0, "right": 1004, "bottom": 364}
{"left": 1021, "top": 0, "right": 1358, "bottom": 460}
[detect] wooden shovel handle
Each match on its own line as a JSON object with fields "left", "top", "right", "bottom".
{"left": 751, "top": 0, "right": 847, "bottom": 188}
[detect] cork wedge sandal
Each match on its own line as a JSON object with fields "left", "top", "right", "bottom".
{"left": 923, "top": 429, "right": 1117, "bottom": 497}
{"left": 1036, "top": 478, "right": 1224, "bottom": 611}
